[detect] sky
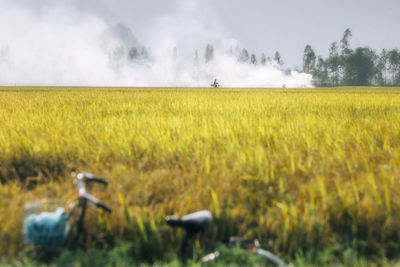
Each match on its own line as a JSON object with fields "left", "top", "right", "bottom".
{"left": 214, "top": 0, "right": 400, "bottom": 67}
{"left": 72, "top": 0, "right": 400, "bottom": 68}
{"left": 0, "top": 0, "right": 399, "bottom": 86}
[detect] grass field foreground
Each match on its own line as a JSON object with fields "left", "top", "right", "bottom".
{"left": 1, "top": 87, "right": 400, "bottom": 263}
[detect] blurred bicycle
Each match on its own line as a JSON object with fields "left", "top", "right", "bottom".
{"left": 166, "top": 210, "right": 288, "bottom": 266}
{"left": 23, "top": 172, "right": 112, "bottom": 258}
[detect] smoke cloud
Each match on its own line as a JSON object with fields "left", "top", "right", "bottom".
{"left": 0, "top": 0, "right": 312, "bottom": 87}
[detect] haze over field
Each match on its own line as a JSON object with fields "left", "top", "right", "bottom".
{"left": 0, "top": 0, "right": 312, "bottom": 87}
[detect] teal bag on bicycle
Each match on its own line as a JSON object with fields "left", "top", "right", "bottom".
{"left": 24, "top": 207, "right": 70, "bottom": 247}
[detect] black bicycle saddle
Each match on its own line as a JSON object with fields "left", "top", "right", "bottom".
{"left": 166, "top": 210, "right": 212, "bottom": 234}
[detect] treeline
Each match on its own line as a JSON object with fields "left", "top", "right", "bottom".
{"left": 303, "top": 29, "right": 400, "bottom": 87}
{"left": 127, "top": 43, "right": 286, "bottom": 70}
{"left": 128, "top": 46, "right": 149, "bottom": 61}
{"left": 125, "top": 28, "right": 400, "bottom": 87}
{"left": 199, "top": 44, "right": 287, "bottom": 70}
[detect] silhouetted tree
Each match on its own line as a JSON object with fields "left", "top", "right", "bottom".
{"left": 326, "top": 42, "right": 341, "bottom": 86}
{"left": 342, "top": 47, "right": 376, "bottom": 86}
{"left": 376, "top": 49, "right": 388, "bottom": 86}
{"left": 128, "top": 47, "right": 139, "bottom": 60}
{"left": 274, "top": 51, "right": 283, "bottom": 67}
{"left": 260, "top": 53, "right": 267, "bottom": 65}
{"left": 239, "top": 48, "right": 249, "bottom": 62}
{"left": 194, "top": 49, "right": 199, "bottom": 64}
{"left": 140, "top": 47, "right": 149, "bottom": 60}
{"left": 302, "top": 45, "right": 316, "bottom": 73}
{"left": 388, "top": 49, "right": 400, "bottom": 85}
{"left": 313, "top": 56, "right": 329, "bottom": 86}
{"left": 250, "top": 54, "right": 257, "bottom": 65}
{"left": 284, "top": 68, "right": 292, "bottom": 75}
{"left": 302, "top": 27, "right": 400, "bottom": 87}
{"left": 205, "top": 44, "right": 214, "bottom": 63}
{"left": 340, "top": 28, "right": 353, "bottom": 56}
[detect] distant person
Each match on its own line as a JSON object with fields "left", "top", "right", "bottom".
{"left": 211, "top": 79, "right": 219, "bottom": 88}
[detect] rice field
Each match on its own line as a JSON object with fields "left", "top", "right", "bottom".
{"left": 1, "top": 87, "right": 400, "bottom": 263}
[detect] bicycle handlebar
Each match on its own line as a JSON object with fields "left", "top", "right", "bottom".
{"left": 77, "top": 172, "right": 109, "bottom": 186}
{"left": 89, "top": 177, "right": 108, "bottom": 186}
{"left": 76, "top": 172, "right": 112, "bottom": 213}
{"left": 96, "top": 201, "right": 113, "bottom": 213}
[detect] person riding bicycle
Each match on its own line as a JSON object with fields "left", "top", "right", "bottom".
{"left": 211, "top": 79, "right": 219, "bottom": 88}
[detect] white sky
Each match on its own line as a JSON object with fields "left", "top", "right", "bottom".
{"left": 8, "top": 0, "right": 400, "bottom": 68}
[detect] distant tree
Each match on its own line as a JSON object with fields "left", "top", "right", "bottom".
{"left": 326, "top": 42, "right": 341, "bottom": 86}
{"left": 376, "top": 49, "right": 388, "bottom": 86}
{"left": 388, "top": 49, "right": 400, "bottom": 85}
{"left": 340, "top": 28, "right": 353, "bottom": 56}
{"left": 250, "top": 54, "right": 257, "bottom": 65}
{"left": 313, "top": 56, "right": 329, "bottom": 86}
{"left": 310, "top": 27, "right": 400, "bottom": 87}
{"left": 284, "top": 68, "right": 292, "bottom": 75}
{"left": 293, "top": 66, "right": 302, "bottom": 72}
{"left": 302, "top": 45, "right": 316, "bottom": 73}
{"left": 128, "top": 47, "right": 139, "bottom": 60}
{"left": 342, "top": 47, "right": 376, "bottom": 86}
{"left": 239, "top": 48, "right": 249, "bottom": 62}
{"left": 194, "top": 49, "right": 199, "bottom": 64}
{"left": 128, "top": 46, "right": 150, "bottom": 62}
{"left": 274, "top": 51, "right": 283, "bottom": 67}
{"left": 260, "top": 53, "right": 267, "bottom": 65}
{"left": 205, "top": 44, "right": 214, "bottom": 63}
{"left": 234, "top": 46, "right": 241, "bottom": 56}
{"left": 140, "top": 47, "right": 149, "bottom": 59}
{"left": 172, "top": 47, "right": 178, "bottom": 60}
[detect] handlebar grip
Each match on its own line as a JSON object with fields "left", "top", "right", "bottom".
{"left": 89, "top": 177, "right": 109, "bottom": 186}
{"left": 77, "top": 172, "right": 109, "bottom": 186}
{"left": 96, "top": 202, "right": 112, "bottom": 213}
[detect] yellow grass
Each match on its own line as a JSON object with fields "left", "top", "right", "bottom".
{"left": 1, "top": 87, "right": 400, "bottom": 259}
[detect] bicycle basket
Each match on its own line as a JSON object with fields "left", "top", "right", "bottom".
{"left": 23, "top": 200, "right": 70, "bottom": 247}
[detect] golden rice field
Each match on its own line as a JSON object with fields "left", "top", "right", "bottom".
{"left": 1, "top": 87, "right": 400, "bottom": 262}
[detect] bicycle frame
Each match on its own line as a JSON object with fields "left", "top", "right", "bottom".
{"left": 70, "top": 172, "right": 112, "bottom": 250}
{"left": 201, "top": 237, "right": 288, "bottom": 266}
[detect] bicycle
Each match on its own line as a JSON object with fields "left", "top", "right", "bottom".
{"left": 23, "top": 172, "right": 113, "bottom": 258}
{"left": 166, "top": 210, "right": 289, "bottom": 266}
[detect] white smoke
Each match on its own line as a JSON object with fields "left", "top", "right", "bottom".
{"left": 0, "top": 0, "right": 312, "bottom": 87}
